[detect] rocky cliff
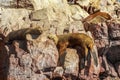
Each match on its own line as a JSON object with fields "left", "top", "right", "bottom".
{"left": 0, "top": 0, "right": 120, "bottom": 80}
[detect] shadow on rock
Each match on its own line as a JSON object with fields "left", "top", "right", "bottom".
{"left": 0, "top": 34, "right": 9, "bottom": 80}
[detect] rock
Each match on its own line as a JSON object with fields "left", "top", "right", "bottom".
{"left": 1, "top": 0, "right": 120, "bottom": 80}
{"left": 99, "top": 57, "right": 118, "bottom": 79}
{"left": 30, "top": 9, "right": 48, "bottom": 21}
{"left": 100, "top": 0, "right": 117, "bottom": 17}
{"left": 6, "top": 33, "right": 59, "bottom": 80}
{"left": 12, "top": 41, "right": 28, "bottom": 58}
{"left": 0, "top": 9, "right": 31, "bottom": 35}
{"left": 54, "top": 67, "right": 64, "bottom": 76}
{"left": 114, "top": 2, "right": 120, "bottom": 18}
{"left": 67, "top": 21, "right": 85, "bottom": 33}
{"left": 56, "top": 26, "right": 65, "bottom": 35}
{"left": 70, "top": 5, "right": 89, "bottom": 21}
{"left": 29, "top": 0, "right": 71, "bottom": 20}
{"left": 107, "top": 22, "right": 120, "bottom": 40}
{"left": 0, "top": 7, "right": 3, "bottom": 20}
{"left": 26, "top": 34, "right": 59, "bottom": 70}
{"left": 107, "top": 61, "right": 118, "bottom": 77}
{"left": 103, "top": 76, "right": 120, "bottom": 80}
{"left": 83, "top": 17, "right": 120, "bottom": 79}
{"left": 29, "top": 0, "right": 89, "bottom": 23}
{"left": 29, "top": 0, "right": 49, "bottom": 10}
{"left": 83, "top": 22, "right": 109, "bottom": 55}
{"left": 31, "top": 74, "right": 49, "bottom": 80}
{"left": 92, "top": 0, "right": 116, "bottom": 16}
{"left": 115, "top": 62, "right": 120, "bottom": 77}
{"left": 29, "top": 0, "right": 64, "bottom": 10}
{"left": 63, "top": 48, "right": 79, "bottom": 76}
{"left": 20, "top": 53, "right": 32, "bottom": 68}
{"left": 90, "top": 0, "right": 101, "bottom": 9}
{"left": 107, "top": 45, "right": 120, "bottom": 64}
{"left": 76, "top": 0, "right": 90, "bottom": 6}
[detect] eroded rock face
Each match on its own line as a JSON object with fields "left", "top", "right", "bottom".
{"left": 84, "top": 19, "right": 120, "bottom": 79}
{"left": 26, "top": 34, "right": 59, "bottom": 70}
{"left": 0, "top": 0, "right": 120, "bottom": 80}
{"left": 6, "top": 34, "right": 59, "bottom": 80}
{"left": 3, "top": 28, "right": 101, "bottom": 80}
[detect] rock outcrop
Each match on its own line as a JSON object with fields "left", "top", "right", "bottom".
{"left": 0, "top": 0, "right": 120, "bottom": 80}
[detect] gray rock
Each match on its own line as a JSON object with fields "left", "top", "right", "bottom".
{"left": 30, "top": 9, "right": 48, "bottom": 21}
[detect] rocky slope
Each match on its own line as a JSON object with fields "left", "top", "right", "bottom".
{"left": 0, "top": 0, "right": 120, "bottom": 80}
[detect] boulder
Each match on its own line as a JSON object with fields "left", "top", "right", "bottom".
{"left": 70, "top": 5, "right": 89, "bottom": 21}
{"left": 7, "top": 33, "right": 59, "bottom": 80}
{"left": 63, "top": 48, "right": 79, "bottom": 76}
{"left": 0, "top": 9, "right": 31, "bottom": 35}
{"left": 26, "top": 34, "right": 59, "bottom": 70}
{"left": 30, "top": 9, "right": 48, "bottom": 21}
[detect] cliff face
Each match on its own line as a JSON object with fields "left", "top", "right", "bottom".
{"left": 0, "top": 0, "right": 120, "bottom": 80}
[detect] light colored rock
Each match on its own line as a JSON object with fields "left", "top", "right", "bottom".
{"left": 90, "top": 0, "right": 100, "bottom": 9}
{"left": 76, "top": 0, "right": 90, "bottom": 6}
{"left": 70, "top": 5, "right": 89, "bottom": 21}
{"left": 69, "top": 21, "right": 85, "bottom": 33}
{"left": 76, "top": 0, "right": 100, "bottom": 9}
{"left": 63, "top": 48, "right": 79, "bottom": 76}
{"left": 29, "top": 0, "right": 72, "bottom": 27}
{"left": 31, "top": 74, "right": 49, "bottom": 80}
{"left": 30, "top": 9, "right": 48, "bottom": 21}
{"left": 29, "top": 0, "right": 89, "bottom": 23}
{"left": 0, "top": 9, "right": 31, "bottom": 35}
{"left": 29, "top": 0, "right": 68, "bottom": 11}
{"left": 114, "top": 2, "right": 120, "bottom": 18}
{"left": 100, "top": 0, "right": 116, "bottom": 16}
{"left": 0, "top": 7, "right": 4, "bottom": 19}
{"left": 54, "top": 67, "right": 64, "bottom": 76}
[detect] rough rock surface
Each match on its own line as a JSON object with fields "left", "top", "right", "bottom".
{"left": 84, "top": 19, "right": 120, "bottom": 79}
{"left": 63, "top": 48, "right": 79, "bottom": 76}
{"left": 0, "top": 0, "right": 120, "bottom": 80}
{"left": 7, "top": 35, "right": 59, "bottom": 80}
{"left": 0, "top": 9, "right": 31, "bottom": 36}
